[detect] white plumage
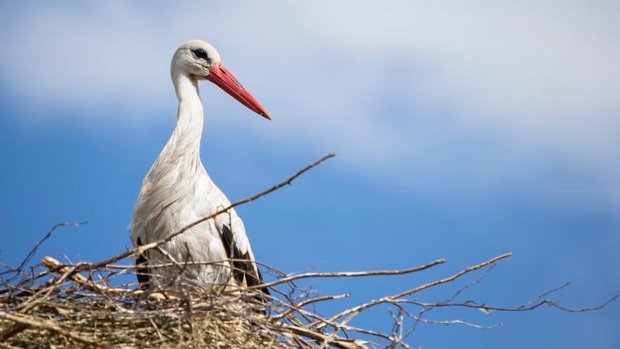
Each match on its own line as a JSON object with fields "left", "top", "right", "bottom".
{"left": 130, "top": 40, "right": 270, "bottom": 290}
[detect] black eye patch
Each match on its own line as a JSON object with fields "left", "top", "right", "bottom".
{"left": 191, "top": 48, "right": 210, "bottom": 62}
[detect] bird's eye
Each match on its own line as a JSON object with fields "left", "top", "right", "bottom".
{"left": 191, "top": 48, "right": 210, "bottom": 62}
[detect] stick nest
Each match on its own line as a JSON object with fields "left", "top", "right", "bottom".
{"left": 1, "top": 156, "right": 615, "bottom": 348}
{"left": 0, "top": 256, "right": 370, "bottom": 348}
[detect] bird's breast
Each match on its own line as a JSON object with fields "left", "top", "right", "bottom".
{"left": 130, "top": 162, "right": 235, "bottom": 244}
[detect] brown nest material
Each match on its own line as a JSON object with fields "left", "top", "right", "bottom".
{"left": 0, "top": 256, "right": 373, "bottom": 349}
{"left": 0, "top": 251, "right": 523, "bottom": 349}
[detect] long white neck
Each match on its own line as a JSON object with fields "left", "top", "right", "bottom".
{"left": 159, "top": 71, "right": 204, "bottom": 164}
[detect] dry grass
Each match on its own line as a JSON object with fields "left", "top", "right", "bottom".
{"left": 0, "top": 251, "right": 498, "bottom": 349}
{"left": 0, "top": 288, "right": 278, "bottom": 348}
{"left": 0, "top": 255, "right": 374, "bottom": 348}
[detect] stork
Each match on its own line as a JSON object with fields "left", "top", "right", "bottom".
{"left": 130, "top": 40, "right": 270, "bottom": 293}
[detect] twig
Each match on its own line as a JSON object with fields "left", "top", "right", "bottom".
{"left": 320, "top": 252, "right": 512, "bottom": 328}
{"left": 297, "top": 293, "right": 351, "bottom": 308}
{"left": 7, "top": 222, "right": 86, "bottom": 278}
{"left": 410, "top": 263, "right": 498, "bottom": 333}
{"left": 412, "top": 317, "right": 501, "bottom": 330}
{"left": 406, "top": 292, "right": 620, "bottom": 313}
{"left": 40, "top": 256, "right": 175, "bottom": 301}
{"left": 41, "top": 256, "right": 126, "bottom": 294}
{"left": 278, "top": 323, "right": 366, "bottom": 349}
{"left": 254, "top": 258, "right": 446, "bottom": 290}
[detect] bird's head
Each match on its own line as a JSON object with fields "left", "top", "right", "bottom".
{"left": 172, "top": 40, "right": 271, "bottom": 120}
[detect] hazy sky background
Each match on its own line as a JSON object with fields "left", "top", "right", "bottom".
{"left": 1, "top": 1, "right": 619, "bottom": 347}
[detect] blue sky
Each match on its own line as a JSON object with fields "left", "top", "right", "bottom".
{"left": 1, "top": 1, "right": 619, "bottom": 347}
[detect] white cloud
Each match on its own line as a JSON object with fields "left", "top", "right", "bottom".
{"left": 1, "top": 1, "right": 619, "bottom": 206}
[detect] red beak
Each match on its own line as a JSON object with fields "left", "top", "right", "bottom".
{"left": 207, "top": 64, "right": 271, "bottom": 120}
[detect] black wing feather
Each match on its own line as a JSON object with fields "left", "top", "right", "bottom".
{"left": 221, "top": 224, "right": 269, "bottom": 295}
{"left": 135, "top": 237, "right": 150, "bottom": 289}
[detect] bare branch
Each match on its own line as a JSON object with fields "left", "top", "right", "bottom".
{"left": 3, "top": 222, "right": 86, "bottom": 279}
{"left": 412, "top": 317, "right": 501, "bottom": 330}
{"left": 255, "top": 258, "right": 446, "bottom": 290}
{"left": 319, "top": 252, "right": 513, "bottom": 328}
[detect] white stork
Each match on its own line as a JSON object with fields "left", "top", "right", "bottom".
{"left": 130, "top": 40, "right": 270, "bottom": 292}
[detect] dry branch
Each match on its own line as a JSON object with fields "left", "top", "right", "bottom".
{"left": 318, "top": 252, "right": 512, "bottom": 329}
{"left": 254, "top": 258, "right": 446, "bottom": 290}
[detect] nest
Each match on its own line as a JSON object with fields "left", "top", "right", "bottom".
{"left": 3, "top": 156, "right": 607, "bottom": 348}
{"left": 0, "top": 256, "right": 372, "bottom": 349}
{"left": 0, "top": 248, "right": 523, "bottom": 349}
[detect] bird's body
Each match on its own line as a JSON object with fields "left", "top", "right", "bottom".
{"left": 130, "top": 40, "right": 270, "bottom": 290}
